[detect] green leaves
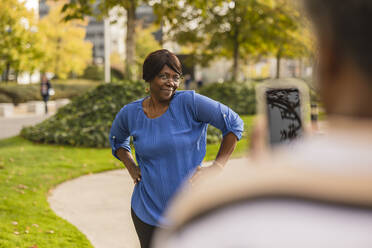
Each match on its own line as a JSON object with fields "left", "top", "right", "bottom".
{"left": 155, "top": 0, "right": 313, "bottom": 80}
{"left": 0, "top": 82, "right": 95, "bottom": 104}
{"left": 198, "top": 81, "right": 256, "bottom": 143}
{"left": 20, "top": 79, "right": 254, "bottom": 147}
{"left": 198, "top": 82, "right": 256, "bottom": 116}
{"left": 21, "top": 81, "right": 147, "bottom": 147}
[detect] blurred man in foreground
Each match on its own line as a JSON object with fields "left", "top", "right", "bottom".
{"left": 153, "top": 0, "right": 372, "bottom": 247}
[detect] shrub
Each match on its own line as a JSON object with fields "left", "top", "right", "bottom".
{"left": 81, "top": 65, "right": 104, "bottom": 81}
{"left": 0, "top": 82, "right": 97, "bottom": 104}
{"left": 206, "top": 126, "right": 222, "bottom": 144}
{"left": 198, "top": 82, "right": 256, "bottom": 116}
{"left": 198, "top": 82, "right": 256, "bottom": 144}
{"left": 52, "top": 83, "right": 98, "bottom": 100}
{"left": 0, "top": 87, "right": 23, "bottom": 104}
{"left": 21, "top": 81, "right": 246, "bottom": 147}
{"left": 21, "top": 81, "right": 146, "bottom": 147}
{"left": 0, "top": 93, "right": 12, "bottom": 103}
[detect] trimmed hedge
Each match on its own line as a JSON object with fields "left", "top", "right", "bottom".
{"left": 21, "top": 81, "right": 252, "bottom": 147}
{"left": 199, "top": 82, "right": 256, "bottom": 144}
{"left": 21, "top": 81, "right": 146, "bottom": 147}
{"left": 198, "top": 82, "right": 256, "bottom": 115}
{"left": 80, "top": 65, "right": 104, "bottom": 81}
{"left": 0, "top": 82, "right": 97, "bottom": 104}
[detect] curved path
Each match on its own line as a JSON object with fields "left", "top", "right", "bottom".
{"left": 0, "top": 114, "right": 52, "bottom": 139}
{"left": 47, "top": 158, "right": 249, "bottom": 248}
{"left": 48, "top": 169, "right": 140, "bottom": 248}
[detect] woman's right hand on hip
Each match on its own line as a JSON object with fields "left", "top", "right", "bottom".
{"left": 128, "top": 166, "right": 141, "bottom": 184}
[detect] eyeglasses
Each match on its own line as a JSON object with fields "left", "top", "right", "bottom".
{"left": 158, "top": 73, "right": 183, "bottom": 83}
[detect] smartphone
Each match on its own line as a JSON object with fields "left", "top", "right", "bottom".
{"left": 265, "top": 88, "right": 303, "bottom": 146}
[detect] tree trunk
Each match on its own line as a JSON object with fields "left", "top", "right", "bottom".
{"left": 125, "top": 1, "right": 136, "bottom": 80}
{"left": 55, "top": 37, "right": 62, "bottom": 78}
{"left": 5, "top": 62, "right": 10, "bottom": 82}
{"left": 231, "top": 4, "right": 240, "bottom": 82}
{"left": 232, "top": 41, "right": 239, "bottom": 81}
{"left": 160, "top": 20, "right": 164, "bottom": 47}
{"left": 276, "top": 50, "right": 282, "bottom": 79}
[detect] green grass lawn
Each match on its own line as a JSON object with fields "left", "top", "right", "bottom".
{"left": 0, "top": 115, "right": 254, "bottom": 247}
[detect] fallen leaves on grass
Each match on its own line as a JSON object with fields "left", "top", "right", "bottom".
{"left": 18, "top": 184, "right": 29, "bottom": 189}
{"left": 15, "top": 189, "right": 25, "bottom": 194}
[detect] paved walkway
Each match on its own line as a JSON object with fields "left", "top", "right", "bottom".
{"left": 48, "top": 170, "right": 140, "bottom": 248}
{"left": 47, "top": 158, "right": 249, "bottom": 248}
{"left": 0, "top": 113, "right": 53, "bottom": 139}
{"left": 0, "top": 112, "right": 326, "bottom": 247}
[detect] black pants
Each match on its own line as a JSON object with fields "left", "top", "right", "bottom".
{"left": 131, "top": 208, "right": 157, "bottom": 248}
{"left": 42, "top": 95, "right": 49, "bottom": 114}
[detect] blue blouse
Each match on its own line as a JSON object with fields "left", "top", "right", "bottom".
{"left": 109, "top": 90, "right": 244, "bottom": 226}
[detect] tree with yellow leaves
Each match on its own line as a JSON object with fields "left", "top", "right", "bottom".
{"left": 38, "top": 6, "right": 92, "bottom": 79}
{"left": 0, "top": 0, "right": 42, "bottom": 81}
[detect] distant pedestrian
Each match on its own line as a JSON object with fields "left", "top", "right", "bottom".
{"left": 40, "top": 74, "right": 52, "bottom": 114}
{"left": 184, "top": 74, "right": 192, "bottom": 90}
{"left": 197, "top": 79, "right": 204, "bottom": 89}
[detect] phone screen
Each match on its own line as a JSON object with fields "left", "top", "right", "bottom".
{"left": 266, "top": 88, "right": 302, "bottom": 146}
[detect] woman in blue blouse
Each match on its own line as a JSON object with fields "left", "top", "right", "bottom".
{"left": 109, "top": 49, "right": 244, "bottom": 248}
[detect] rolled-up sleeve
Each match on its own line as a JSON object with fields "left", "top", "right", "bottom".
{"left": 194, "top": 93, "right": 244, "bottom": 140}
{"left": 109, "top": 106, "right": 131, "bottom": 160}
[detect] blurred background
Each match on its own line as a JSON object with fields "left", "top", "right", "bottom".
{"left": 0, "top": 1, "right": 320, "bottom": 247}
{"left": 0, "top": 0, "right": 316, "bottom": 98}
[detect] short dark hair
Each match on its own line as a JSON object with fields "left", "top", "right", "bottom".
{"left": 304, "top": 0, "right": 372, "bottom": 78}
{"left": 142, "top": 49, "right": 182, "bottom": 82}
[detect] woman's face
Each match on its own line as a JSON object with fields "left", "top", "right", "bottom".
{"left": 149, "top": 65, "right": 181, "bottom": 102}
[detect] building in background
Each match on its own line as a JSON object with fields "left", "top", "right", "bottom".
{"left": 136, "top": 4, "right": 162, "bottom": 42}
{"left": 84, "top": 8, "right": 126, "bottom": 65}
{"left": 38, "top": 1, "right": 126, "bottom": 66}
{"left": 38, "top": 0, "right": 49, "bottom": 18}
{"left": 38, "top": 1, "right": 160, "bottom": 66}
{"left": 37, "top": 1, "right": 309, "bottom": 84}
